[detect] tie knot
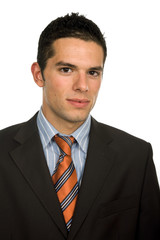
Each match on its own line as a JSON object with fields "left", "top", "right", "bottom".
{"left": 54, "top": 135, "right": 74, "bottom": 156}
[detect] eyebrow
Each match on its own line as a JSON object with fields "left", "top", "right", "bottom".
{"left": 55, "top": 61, "right": 103, "bottom": 72}
{"left": 55, "top": 61, "right": 77, "bottom": 69}
{"left": 89, "top": 66, "right": 103, "bottom": 72}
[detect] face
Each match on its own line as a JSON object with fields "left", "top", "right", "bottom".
{"left": 32, "top": 38, "right": 104, "bottom": 133}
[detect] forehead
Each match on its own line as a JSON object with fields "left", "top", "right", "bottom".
{"left": 51, "top": 38, "right": 104, "bottom": 67}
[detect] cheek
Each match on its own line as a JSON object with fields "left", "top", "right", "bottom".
{"left": 43, "top": 82, "right": 56, "bottom": 102}
{"left": 45, "top": 80, "right": 69, "bottom": 102}
{"left": 48, "top": 76, "right": 70, "bottom": 93}
{"left": 90, "top": 81, "right": 101, "bottom": 96}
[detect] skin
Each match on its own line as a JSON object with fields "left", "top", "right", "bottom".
{"left": 31, "top": 38, "right": 104, "bottom": 134}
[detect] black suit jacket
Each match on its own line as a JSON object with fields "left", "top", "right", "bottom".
{"left": 0, "top": 113, "right": 160, "bottom": 240}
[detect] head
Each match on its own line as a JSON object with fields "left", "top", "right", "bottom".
{"left": 37, "top": 12, "right": 107, "bottom": 73}
{"left": 32, "top": 13, "right": 107, "bottom": 134}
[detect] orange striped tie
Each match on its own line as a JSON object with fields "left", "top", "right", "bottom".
{"left": 52, "top": 135, "right": 79, "bottom": 231}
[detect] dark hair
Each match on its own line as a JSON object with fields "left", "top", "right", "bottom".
{"left": 37, "top": 13, "right": 107, "bottom": 72}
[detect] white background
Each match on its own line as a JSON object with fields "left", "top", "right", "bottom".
{"left": 0, "top": 0, "right": 159, "bottom": 183}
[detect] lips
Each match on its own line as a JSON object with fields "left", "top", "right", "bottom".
{"left": 67, "top": 98, "right": 90, "bottom": 108}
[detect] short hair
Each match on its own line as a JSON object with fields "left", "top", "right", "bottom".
{"left": 37, "top": 13, "right": 107, "bottom": 72}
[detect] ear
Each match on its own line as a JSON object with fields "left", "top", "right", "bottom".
{"left": 31, "top": 62, "right": 44, "bottom": 87}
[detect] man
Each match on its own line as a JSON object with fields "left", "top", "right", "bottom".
{"left": 0, "top": 13, "right": 159, "bottom": 240}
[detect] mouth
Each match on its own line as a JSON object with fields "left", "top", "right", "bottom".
{"left": 67, "top": 98, "right": 90, "bottom": 108}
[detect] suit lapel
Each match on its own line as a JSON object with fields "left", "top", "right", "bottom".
{"left": 68, "top": 118, "right": 116, "bottom": 240}
{"left": 9, "top": 114, "right": 68, "bottom": 238}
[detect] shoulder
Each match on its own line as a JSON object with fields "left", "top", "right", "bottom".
{"left": 91, "top": 117, "right": 151, "bottom": 153}
{"left": 0, "top": 123, "right": 26, "bottom": 150}
{"left": 100, "top": 121, "right": 146, "bottom": 142}
{"left": 0, "top": 112, "right": 38, "bottom": 147}
{"left": 0, "top": 123, "right": 25, "bottom": 140}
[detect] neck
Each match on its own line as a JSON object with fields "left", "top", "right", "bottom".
{"left": 41, "top": 108, "right": 85, "bottom": 135}
{"left": 52, "top": 120, "right": 84, "bottom": 135}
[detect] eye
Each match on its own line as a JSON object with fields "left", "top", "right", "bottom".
{"left": 60, "top": 67, "right": 72, "bottom": 73}
{"left": 88, "top": 70, "right": 100, "bottom": 77}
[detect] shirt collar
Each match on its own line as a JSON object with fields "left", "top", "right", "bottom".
{"left": 37, "top": 108, "right": 91, "bottom": 153}
{"left": 71, "top": 115, "right": 91, "bottom": 154}
{"left": 37, "top": 108, "right": 58, "bottom": 147}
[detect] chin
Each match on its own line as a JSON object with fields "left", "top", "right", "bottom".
{"left": 66, "top": 114, "right": 89, "bottom": 123}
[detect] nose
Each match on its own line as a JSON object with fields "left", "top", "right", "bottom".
{"left": 73, "top": 71, "right": 89, "bottom": 92}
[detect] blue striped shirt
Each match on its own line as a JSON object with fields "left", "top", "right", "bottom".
{"left": 37, "top": 108, "right": 91, "bottom": 185}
